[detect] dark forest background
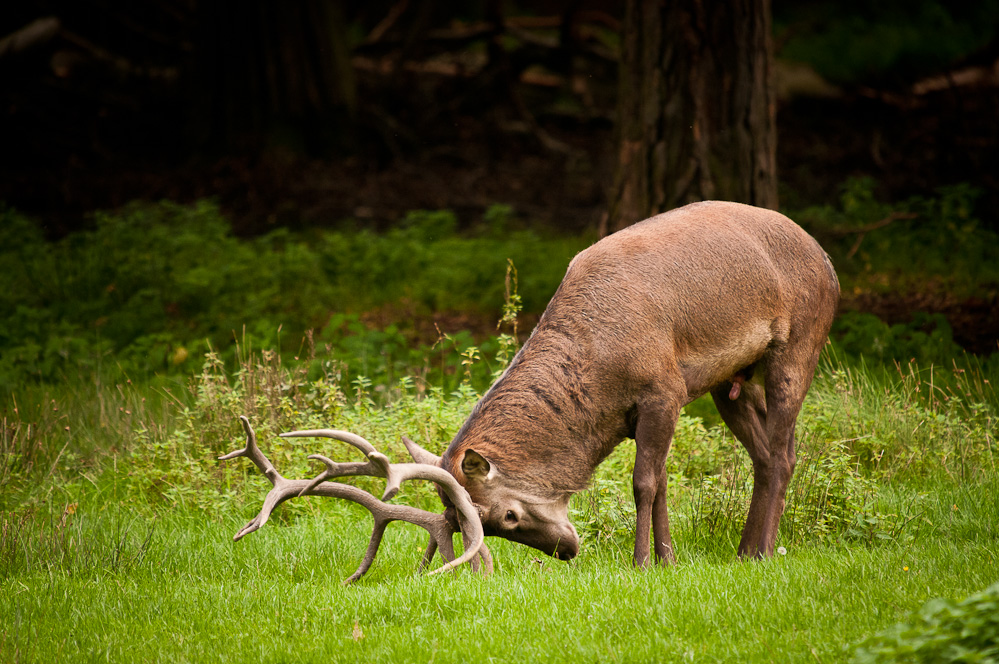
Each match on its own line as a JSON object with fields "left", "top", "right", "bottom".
{"left": 2, "top": 0, "right": 998, "bottom": 374}
{"left": 4, "top": 1, "right": 998, "bottom": 231}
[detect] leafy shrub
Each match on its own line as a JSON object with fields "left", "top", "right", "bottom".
{"left": 777, "top": 3, "right": 999, "bottom": 86}
{"left": 107, "top": 340, "right": 491, "bottom": 514}
{"left": 780, "top": 436, "right": 913, "bottom": 545}
{"left": 796, "top": 178, "right": 999, "bottom": 297}
{"left": 853, "top": 582, "right": 999, "bottom": 663}
{"left": 834, "top": 311, "right": 958, "bottom": 364}
{"left": 0, "top": 201, "right": 588, "bottom": 393}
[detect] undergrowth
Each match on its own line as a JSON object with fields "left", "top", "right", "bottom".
{"left": 3, "top": 333, "right": 994, "bottom": 578}
{"left": 5, "top": 180, "right": 997, "bottom": 394}
{"left": 853, "top": 581, "right": 999, "bottom": 663}
{"left": 0, "top": 201, "right": 588, "bottom": 392}
{"left": 798, "top": 177, "right": 999, "bottom": 299}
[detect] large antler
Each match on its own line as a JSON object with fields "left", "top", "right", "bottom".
{"left": 219, "top": 416, "right": 491, "bottom": 584}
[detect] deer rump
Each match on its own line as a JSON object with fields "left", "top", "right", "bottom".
{"left": 223, "top": 201, "right": 839, "bottom": 580}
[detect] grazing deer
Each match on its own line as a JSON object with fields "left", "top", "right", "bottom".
{"left": 224, "top": 200, "right": 839, "bottom": 577}
{"left": 408, "top": 200, "right": 840, "bottom": 565}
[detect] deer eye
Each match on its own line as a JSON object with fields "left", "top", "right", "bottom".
{"left": 504, "top": 510, "right": 518, "bottom": 523}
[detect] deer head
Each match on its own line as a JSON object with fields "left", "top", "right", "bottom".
{"left": 403, "top": 439, "right": 581, "bottom": 561}
{"left": 459, "top": 449, "right": 580, "bottom": 559}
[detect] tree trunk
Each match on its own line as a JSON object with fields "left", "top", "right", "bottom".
{"left": 604, "top": 0, "right": 777, "bottom": 235}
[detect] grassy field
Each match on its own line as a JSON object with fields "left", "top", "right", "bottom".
{"left": 3, "top": 508, "right": 996, "bottom": 663}
{"left": 2, "top": 193, "right": 998, "bottom": 662}
{"left": 2, "top": 344, "right": 997, "bottom": 663}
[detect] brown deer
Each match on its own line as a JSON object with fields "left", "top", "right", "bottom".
{"left": 408, "top": 200, "right": 840, "bottom": 566}
{"left": 224, "top": 200, "right": 838, "bottom": 577}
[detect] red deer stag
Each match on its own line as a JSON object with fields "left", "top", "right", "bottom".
{"left": 224, "top": 200, "right": 839, "bottom": 575}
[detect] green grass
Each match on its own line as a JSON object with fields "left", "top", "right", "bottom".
{"left": 2, "top": 344, "right": 997, "bottom": 662}
{"left": 2, "top": 495, "right": 996, "bottom": 663}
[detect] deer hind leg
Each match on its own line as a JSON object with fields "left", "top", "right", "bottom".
{"left": 633, "top": 396, "right": 682, "bottom": 567}
{"left": 712, "top": 343, "right": 822, "bottom": 558}
{"left": 711, "top": 380, "right": 772, "bottom": 557}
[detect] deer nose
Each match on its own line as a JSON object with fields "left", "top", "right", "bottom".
{"left": 554, "top": 540, "right": 579, "bottom": 560}
{"left": 552, "top": 523, "right": 579, "bottom": 560}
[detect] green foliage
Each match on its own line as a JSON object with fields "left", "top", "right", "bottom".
{"left": 1, "top": 189, "right": 997, "bottom": 660}
{"left": 315, "top": 207, "right": 583, "bottom": 315}
{"left": 0, "top": 267, "right": 996, "bottom": 662}
{"left": 777, "top": 1, "right": 999, "bottom": 85}
{"left": 833, "top": 312, "right": 964, "bottom": 366}
{"left": 802, "top": 357, "right": 997, "bottom": 481}
{"left": 110, "top": 346, "right": 482, "bottom": 515}
{"left": 3, "top": 185, "right": 994, "bottom": 400}
{"left": 853, "top": 581, "right": 999, "bottom": 663}
{"left": 315, "top": 313, "right": 498, "bottom": 395}
{"left": 494, "top": 258, "right": 523, "bottom": 372}
{"left": 0, "top": 202, "right": 588, "bottom": 393}
{"left": 798, "top": 177, "right": 999, "bottom": 298}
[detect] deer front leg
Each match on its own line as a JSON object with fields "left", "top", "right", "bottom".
{"left": 632, "top": 398, "right": 680, "bottom": 567}
{"left": 652, "top": 470, "right": 675, "bottom": 564}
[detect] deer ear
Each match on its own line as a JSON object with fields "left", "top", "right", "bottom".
{"left": 461, "top": 449, "right": 492, "bottom": 483}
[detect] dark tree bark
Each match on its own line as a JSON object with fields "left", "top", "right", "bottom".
{"left": 604, "top": 0, "right": 777, "bottom": 235}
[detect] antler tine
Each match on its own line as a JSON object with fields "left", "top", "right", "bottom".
{"left": 401, "top": 435, "right": 442, "bottom": 465}
{"left": 298, "top": 451, "right": 396, "bottom": 501}
{"left": 291, "top": 478, "right": 456, "bottom": 584}
{"left": 415, "top": 530, "right": 493, "bottom": 575}
{"left": 383, "top": 463, "right": 485, "bottom": 576}
{"left": 282, "top": 429, "right": 402, "bottom": 500}
{"left": 400, "top": 435, "right": 493, "bottom": 575}
{"left": 218, "top": 417, "right": 290, "bottom": 540}
{"left": 280, "top": 428, "right": 377, "bottom": 456}
{"left": 219, "top": 415, "right": 279, "bottom": 482}
{"left": 467, "top": 536, "right": 494, "bottom": 575}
